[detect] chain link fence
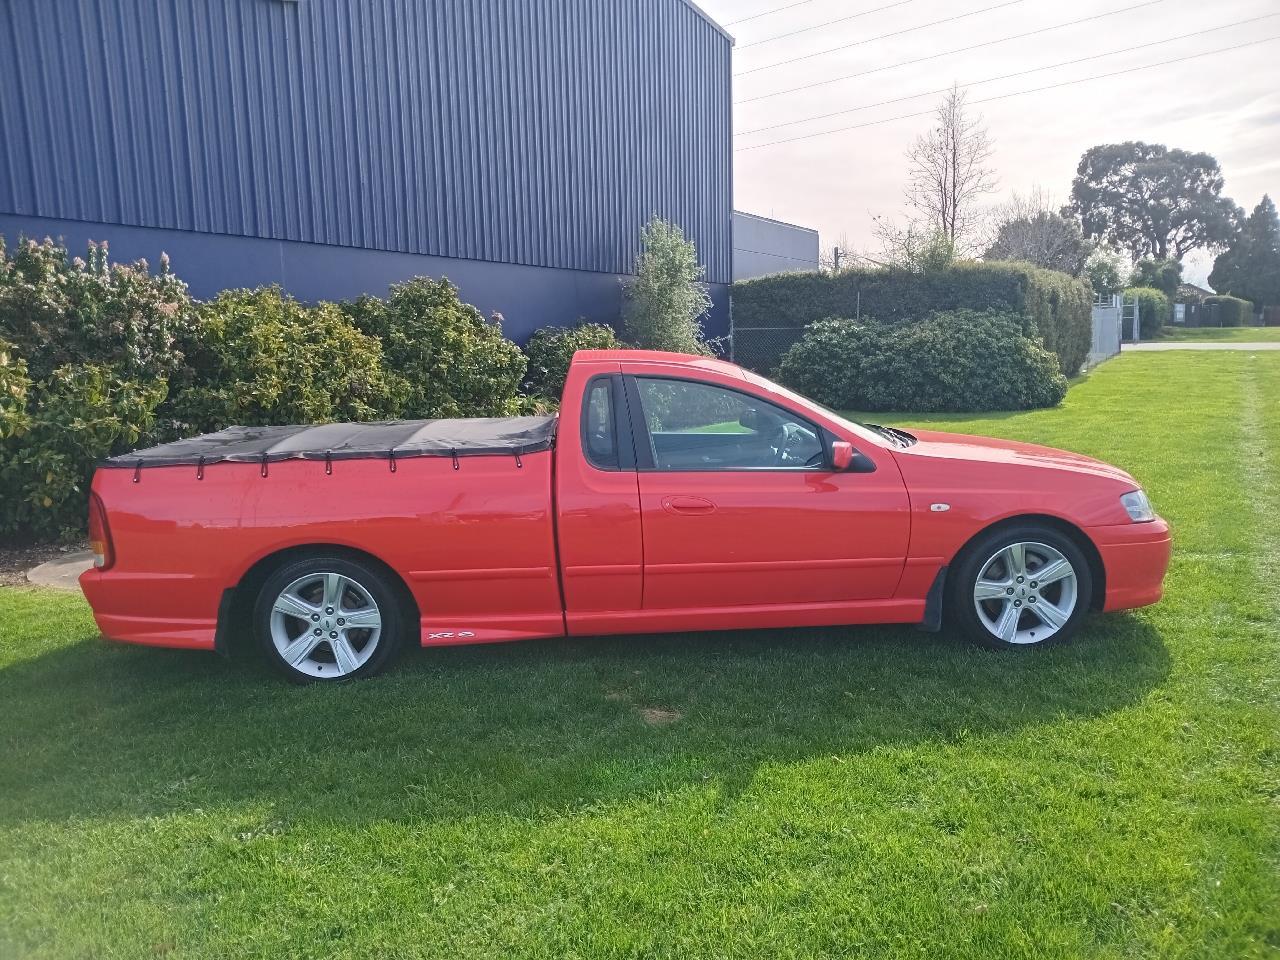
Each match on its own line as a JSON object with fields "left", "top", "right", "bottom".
{"left": 729, "top": 325, "right": 805, "bottom": 374}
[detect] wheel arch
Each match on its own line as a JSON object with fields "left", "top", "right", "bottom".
{"left": 949, "top": 514, "right": 1106, "bottom": 611}
{"left": 217, "top": 543, "right": 421, "bottom": 658}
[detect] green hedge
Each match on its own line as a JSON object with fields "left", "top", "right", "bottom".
{"left": 732, "top": 262, "right": 1092, "bottom": 376}
{"left": 1203, "top": 295, "right": 1254, "bottom": 327}
{"left": 1123, "top": 286, "right": 1170, "bottom": 338}
{"left": 162, "top": 287, "right": 406, "bottom": 437}
{"left": 0, "top": 240, "right": 538, "bottom": 539}
{"left": 0, "top": 239, "right": 197, "bottom": 538}
{"left": 523, "top": 321, "right": 621, "bottom": 400}
{"left": 343, "top": 277, "right": 528, "bottom": 418}
{"left": 776, "top": 310, "right": 1068, "bottom": 413}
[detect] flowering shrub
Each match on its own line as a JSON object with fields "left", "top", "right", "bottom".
{"left": 0, "top": 237, "right": 196, "bottom": 381}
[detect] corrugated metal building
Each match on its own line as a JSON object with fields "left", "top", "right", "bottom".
{"left": 0, "top": 0, "right": 733, "bottom": 341}
{"left": 732, "top": 211, "right": 820, "bottom": 281}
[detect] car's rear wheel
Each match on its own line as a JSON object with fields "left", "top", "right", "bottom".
{"left": 253, "top": 556, "right": 405, "bottom": 683}
{"left": 949, "top": 525, "right": 1093, "bottom": 649}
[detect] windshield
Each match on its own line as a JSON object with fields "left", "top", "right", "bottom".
{"left": 740, "top": 369, "right": 911, "bottom": 447}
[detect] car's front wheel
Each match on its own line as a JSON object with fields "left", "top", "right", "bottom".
{"left": 253, "top": 555, "right": 405, "bottom": 683}
{"left": 949, "top": 525, "right": 1093, "bottom": 649}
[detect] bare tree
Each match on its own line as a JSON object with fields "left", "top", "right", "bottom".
{"left": 984, "top": 187, "right": 1092, "bottom": 275}
{"left": 905, "top": 85, "right": 997, "bottom": 254}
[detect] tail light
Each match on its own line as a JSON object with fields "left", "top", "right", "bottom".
{"left": 88, "top": 492, "right": 114, "bottom": 570}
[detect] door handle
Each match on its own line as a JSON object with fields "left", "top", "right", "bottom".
{"left": 661, "top": 495, "right": 716, "bottom": 515}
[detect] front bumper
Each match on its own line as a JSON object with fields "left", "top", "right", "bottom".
{"left": 1088, "top": 518, "right": 1172, "bottom": 612}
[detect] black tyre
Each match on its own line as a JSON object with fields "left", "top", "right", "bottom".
{"left": 253, "top": 555, "right": 405, "bottom": 683}
{"left": 948, "top": 524, "right": 1093, "bottom": 650}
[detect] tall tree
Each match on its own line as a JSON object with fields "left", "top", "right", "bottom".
{"left": 622, "top": 218, "right": 712, "bottom": 353}
{"left": 1129, "top": 258, "right": 1182, "bottom": 299}
{"left": 1069, "top": 142, "right": 1239, "bottom": 261}
{"left": 985, "top": 188, "right": 1090, "bottom": 274}
{"left": 904, "top": 86, "right": 997, "bottom": 255}
{"left": 1209, "top": 195, "right": 1280, "bottom": 307}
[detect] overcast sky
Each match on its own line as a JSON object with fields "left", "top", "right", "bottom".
{"left": 698, "top": 0, "right": 1280, "bottom": 284}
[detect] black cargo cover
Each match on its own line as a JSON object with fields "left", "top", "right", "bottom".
{"left": 102, "top": 417, "right": 558, "bottom": 469}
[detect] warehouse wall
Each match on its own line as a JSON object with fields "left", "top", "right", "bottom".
{"left": 0, "top": 212, "right": 730, "bottom": 343}
{"left": 732, "top": 211, "right": 820, "bottom": 282}
{"left": 0, "top": 0, "right": 733, "bottom": 337}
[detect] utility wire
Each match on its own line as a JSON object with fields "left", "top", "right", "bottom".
{"left": 737, "top": 0, "right": 1163, "bottom": 102}
{"left": 737, "top": 0, "right": 921, "bottom": 50}
{"left": 735, "top": 34, "right": 1280, "bottom": 151}
{"left": 724, "top": 0, "right": 817, "bottom": 27}
{"left": 735, "top": 0, "right": 1027, "bottom": 76}
{"left": 736, "top": 13, "right": 1279, "bottom": 136}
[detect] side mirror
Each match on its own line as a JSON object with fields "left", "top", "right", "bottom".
{"left": 831, "top": 441, "right": 854, "bottom": 471}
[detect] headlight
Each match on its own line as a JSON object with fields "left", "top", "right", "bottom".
{"left": 1120, "top": 489, "right": 1156, "bottom": 522}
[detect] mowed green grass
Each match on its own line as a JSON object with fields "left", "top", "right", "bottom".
{"left": 1158, "top": 325, "right": 1280, "bottom": 342}
{"left": 2, "top": 353, "right": 1277, "bottom": 959}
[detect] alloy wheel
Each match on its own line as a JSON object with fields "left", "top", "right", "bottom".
{"left": 269, "top": 571, "right": 383, "bottom": 677}
{"left": 972, "top": 541, "right": 1078, "bottom": 645}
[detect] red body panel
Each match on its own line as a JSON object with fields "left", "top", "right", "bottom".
{"left": 81, "top": 350, "right": 1171, "bottom": 654}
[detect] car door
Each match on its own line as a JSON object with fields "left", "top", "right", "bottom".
{"left": 624, "top": 371, "right": 910, "bottom": 612}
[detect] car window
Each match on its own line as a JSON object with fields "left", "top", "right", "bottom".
{"left": 582, "top": 378, "right": 619, "bottom": 469}
{"left": 633, "top": 377, "right": 824, "bottom": 471}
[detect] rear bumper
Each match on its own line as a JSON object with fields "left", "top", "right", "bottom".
{"left": 1088, "top": 518, "right": 1172, "bottom": 612}
{"left": 79, "top": 569, "right": 220, "bottom": 651}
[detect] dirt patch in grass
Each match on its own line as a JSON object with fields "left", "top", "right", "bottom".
{"left": 0, "top": 539, "right": 85, "bottom": 587}
{"left": 637, "top": 707, "right": 683, "bottom": 726}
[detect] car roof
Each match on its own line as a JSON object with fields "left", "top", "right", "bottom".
{"left": 572, "top": 349, "right": 745, "bottom": 378}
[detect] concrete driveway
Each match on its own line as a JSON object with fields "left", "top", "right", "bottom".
{"left": 27, "top": 551, "right": 94, "bottom": 591}
{"left": 1125, "top": 342, "right": 1280, "bottom": 351}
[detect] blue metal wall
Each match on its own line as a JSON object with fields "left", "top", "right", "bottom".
{"left": 732, "top": 211, "right": 820, "bottom": 281}
{"left": 0, "top": 0, "right": 733, "bottom": 337}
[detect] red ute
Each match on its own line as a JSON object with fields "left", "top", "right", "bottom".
{"left": 81, "top": 351, "right": 1172, "bottom": 683}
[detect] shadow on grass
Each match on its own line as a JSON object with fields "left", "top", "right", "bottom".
{"left": 0, "top": 613, "right": 1169, "bottom": 825}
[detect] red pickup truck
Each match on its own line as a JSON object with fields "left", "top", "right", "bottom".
{"left": 81, "top": 350, "right": 1171, "bottom": 683}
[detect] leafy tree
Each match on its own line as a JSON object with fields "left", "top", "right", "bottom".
{"left": 1082, "top": 247, "right": 1127, "bottom": 299}
{"left": 623, "top": 218, "right": 712, "bottom": 353}
{"left": 1209, "top": 195, "right": 1280, "bottom": 307}
{"left": 1129, "top": 258, "right": 1182, "bottom": 300}
{"left": 1069, "top": 142, "right": 1239, "bottom": 261}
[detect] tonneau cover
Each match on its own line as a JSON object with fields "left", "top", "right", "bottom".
{"left": 102, "top": 417, "right": 558, "bottom": 468}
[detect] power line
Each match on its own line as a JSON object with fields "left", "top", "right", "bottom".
{"left": 736, "top": 0, "right": 1164, "bottom": 103}
{"left": 734, "top": 0, "right": 1027, "bottom": 76}
{"left": 724, "top": 0, "right": 817, "bottom": 27}
{"left": 737, "top": 0, "right": 920, "bottom": 50}
{"left": 736, "top": 13, "right": 1279, "bottom": 136}
{"left": 735, "top": 34, "right": 1280, "bottom": 151}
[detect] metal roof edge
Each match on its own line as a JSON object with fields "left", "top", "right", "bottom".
{"left": 733, "top": 209, "right": 820, "bottom": 236}
{"left": 676, "top": 0, "right": 735, "bottom": 44}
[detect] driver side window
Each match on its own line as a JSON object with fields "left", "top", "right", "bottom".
{"left": 633, "top": 377, "right": 824, "bottom": 471}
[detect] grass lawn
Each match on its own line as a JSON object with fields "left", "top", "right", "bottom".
{"left": 2, "top": 352, "right": 1277, "bottom": 959}
{"left": 1158, "top": 325, "right": 1280, "bottom": 342}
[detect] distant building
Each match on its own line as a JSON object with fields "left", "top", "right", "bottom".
{"left": 732, "top": 211, "right": 821, "bottom": 281}
{"left": 0, "top": 0, "right": 733, "bottom": 342}
{"left": 1176, "top": 282, "right": 1214, "bottom": 303}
